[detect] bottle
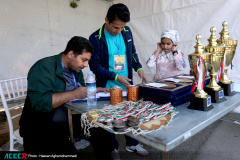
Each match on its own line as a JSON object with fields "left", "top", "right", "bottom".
{"left": 86, "top": 71, "right": 97, "bottom": 106}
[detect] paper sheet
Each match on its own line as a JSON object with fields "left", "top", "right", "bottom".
{"left": 97, "top": 91, "right": 127, "bottom": 97}
{"left": 163, "top": 78, "right": 182, "bottom": 83}
{"left": 71, "top": 91, "right": 127, "bottom": 102}
{"left": 144, "top": 82, "right": 168, "bottom": 88}
{"left": 177, "top": 75, "right": 195, "bottom": 79}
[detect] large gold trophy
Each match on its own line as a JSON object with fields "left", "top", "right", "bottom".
{"left": 217, "top": 21, "right": 238, "bottom": 96}
{"left": 188, "top": 34, "right": 213, "bottom": 111}
{"left": 205, "top": 27, "right": 226, "bottom": 103}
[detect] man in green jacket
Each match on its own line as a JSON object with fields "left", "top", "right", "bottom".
{"left": 19, "top": 36, "right": 108, "bottom": 153}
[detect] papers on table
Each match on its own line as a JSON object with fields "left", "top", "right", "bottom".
{"left": 97, "top": 91, "right": 127, "bottom": 97}
{"left": 163, "top": 78, "right": 183, "bottom": 83}
{"left": 70, "top": 91, "right": 127, "bottom": 103}
{"left": 144, "top": 82, "right": 168, "bottom": 88}
{"left": 143, "top": 75, "right": 196, "bottom": 88}
{"left": 96, "top": 92, "right": 109, "bottom": 98}
{"left": 177, "top": 75, "right": 194, "bottom": 79}
{"left": 70, "top": 98, "right": 87, "bottom": 103}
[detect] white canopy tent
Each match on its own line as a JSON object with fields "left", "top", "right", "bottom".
{"left": 0, "top": 0, "right": 239, "bottom": 90}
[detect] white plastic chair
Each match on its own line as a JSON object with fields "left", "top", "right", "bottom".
{"left": 0, "top": 77, "right": 27, "bottom": 151}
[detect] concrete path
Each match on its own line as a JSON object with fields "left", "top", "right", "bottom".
{"left": 194, "top": 112, "right": 240, "bottom": 160}
{"left": 116, "top": 111, "right": 240, "bottom": 160}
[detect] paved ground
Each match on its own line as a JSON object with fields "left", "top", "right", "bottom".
{"left": 1, "top": 111, "right": 240, "bottom": 160}
{"left": 115, "top": 111, "right": 240, "bottom": 160}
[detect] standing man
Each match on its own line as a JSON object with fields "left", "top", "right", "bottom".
{"left": 19, "top": 36, "right": 108, "bottom": 154}
{"left": 89, "top": 3, "right": 148, "bottom": 156}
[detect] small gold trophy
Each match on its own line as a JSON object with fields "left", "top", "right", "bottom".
{"left": 217, "top": 21, "right": 238, "bottom": 96}
{"left": 188, "top": 34, "right": 213, "bottom": 111}
{"left": 205, "top": 27, "right": 226, "bottom": 103}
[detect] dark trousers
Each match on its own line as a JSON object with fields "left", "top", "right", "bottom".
{"left": 23, "top": 108, "right": 139, "bottom": 158}
{"left": 89, "top": 129, "right": 139, "bottom": 160}
{"left": 90, "top": 127, "right": 117, "bottom": 160}
{"left": 23, "top": 121, "right": 75, "bottom": 154}
{"left": 125, "top": 135, "right": 139, "bottom": 146}
{"left": 23, "top": 107, "right": 75, "bottom": 154}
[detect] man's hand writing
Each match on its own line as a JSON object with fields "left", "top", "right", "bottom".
{"left": 73, "top": 87, "right": 87, "bottom": 99}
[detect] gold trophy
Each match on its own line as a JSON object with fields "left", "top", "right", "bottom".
{"left": 217, "top": 21, "right": 238, "bottom": 96}
{"left": 205, "top": 27, "right": 226, "bottom": 103}
{"left": 188, "top": 34, "right": 213, "bottom": 111}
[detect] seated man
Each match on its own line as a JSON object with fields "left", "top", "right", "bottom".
{"left": 19, "top": 36, "right": 109, "bottom": 154}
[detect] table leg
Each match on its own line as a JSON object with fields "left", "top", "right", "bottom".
{"left": 68, "top": 108, "right": 74, "bottom": 146}
{"left": 161, "top": 151, "right": 169, "bottom": 160}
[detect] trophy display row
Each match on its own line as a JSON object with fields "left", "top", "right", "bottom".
{"left": 188, "top": 21, "right": 238, "bottom": 111}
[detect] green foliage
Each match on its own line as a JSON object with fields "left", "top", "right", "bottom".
{"left": 70, "top": 0, "right": 79, "bottom": 8}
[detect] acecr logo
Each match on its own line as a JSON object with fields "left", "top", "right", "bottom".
{"left": 4, "top": 153, "right": 27, "bottom": 159}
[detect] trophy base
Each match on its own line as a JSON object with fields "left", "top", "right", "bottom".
{"left": 188, "top": 95, "right": 213, "bottom": 111}
{"left": 218, "top": 82, "right": 236, "bottom": 96}
{"left": 205, "top": 87, "right": 227, "bottom": 103}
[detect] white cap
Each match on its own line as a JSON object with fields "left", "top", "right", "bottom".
{"left": 161, "top": 29, "right": 180, "bottom": 44}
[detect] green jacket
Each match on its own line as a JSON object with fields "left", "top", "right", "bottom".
{"left": 27, "top": 52, "right": 85, "bottom": 112}
{"left": 19, "top": 53, "right": 85, "bottom": 137}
